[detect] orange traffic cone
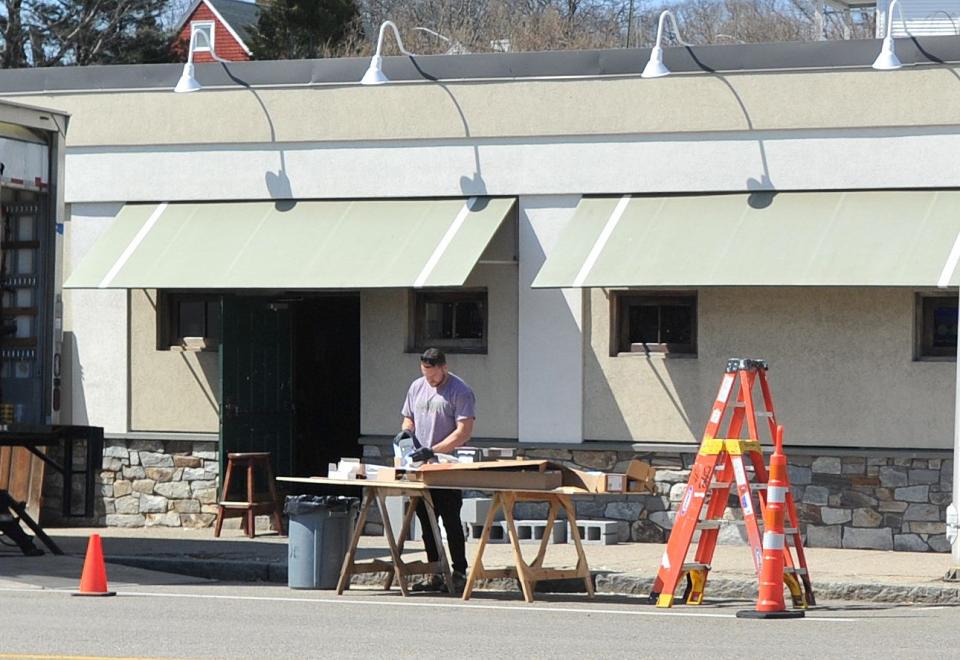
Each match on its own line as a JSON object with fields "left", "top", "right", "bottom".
{"left": 737, "top": 426, "right": 803, "bottom": 620}
{"left": 73, "top": 534, "right": 116, "bottom": 597}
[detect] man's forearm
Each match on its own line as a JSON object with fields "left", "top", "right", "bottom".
{"left": 432, "top": 428, "right": 471, "bottom": 455}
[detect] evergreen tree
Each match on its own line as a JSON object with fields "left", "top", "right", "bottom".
{"left": 249, "top": 0, "right": 361, "bottom": 60}
{"left": 1, "top": 0, "right": 173, "bottom": 67}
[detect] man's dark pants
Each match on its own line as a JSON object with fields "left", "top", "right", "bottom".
{"left": 414, "top": 489, "right": 467, "bottom": 575}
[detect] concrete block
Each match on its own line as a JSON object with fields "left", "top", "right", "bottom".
{"left": 460, "top": 497, "right": 494, "bottom": 524}
{"left": 468, "top": 521, "right": 511, "bottom": 543}
{"left": 514, "top": 520, "right": 567, "bottom": 544}
{"left": 569, "top": 520, "right": 619, "bottom": 545}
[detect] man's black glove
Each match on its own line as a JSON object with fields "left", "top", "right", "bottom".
{"left": 394, "top": 429, "right": 415, "bottom": 444}
{"left": 409, "top": 446, "right": 435, "bottom": 463}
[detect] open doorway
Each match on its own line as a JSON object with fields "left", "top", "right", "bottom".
{"left": 220, "top": 294, "right": 360, "bottom": 488}
{"left": 292, "top": 295, "right": 361, "bottom": 477}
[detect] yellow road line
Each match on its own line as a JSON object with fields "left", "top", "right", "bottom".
{"left": 0, "top": 654, "right": 195, "bottom": 660}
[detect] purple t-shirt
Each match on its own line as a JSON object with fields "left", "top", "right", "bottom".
{"left": 401, "top": 373, "right": 476, "bottom": 449}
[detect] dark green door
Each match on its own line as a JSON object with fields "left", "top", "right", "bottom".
{"left": 219, "top": 296, "right": 294, "bottom": 496}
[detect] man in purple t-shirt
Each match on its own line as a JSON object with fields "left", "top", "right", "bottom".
{"left": 400, "top": 348, "right": 475, "bottom": 593}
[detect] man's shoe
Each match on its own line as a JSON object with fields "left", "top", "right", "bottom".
{"left": 445, "top": 571, "right": 467, "bottom": 595}
{"left": 411, "top": 574, "right": 445, "bottom": 592}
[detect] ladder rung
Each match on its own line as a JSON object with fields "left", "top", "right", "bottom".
{"left": 682, "top": 562, "right": 710, "bottom": 572}
{"left": 696, "top": 520, "right": 723, "bottom": 530}
{"left": 783, "top": 567, "right": 808, "bottom": 576}
{"left": 755, "top": 412, "right": 774, "bottom": 418}
{"left": 708, "top": 481, "right": 767, "bottom": 490}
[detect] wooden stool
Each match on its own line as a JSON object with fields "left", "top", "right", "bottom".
{"left": 214, "top": 452, "right": 284, "bottom": 538}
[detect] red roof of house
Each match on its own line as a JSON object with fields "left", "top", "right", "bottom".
{"left": 173, "top": 0, "right": 261, "bottom": 63}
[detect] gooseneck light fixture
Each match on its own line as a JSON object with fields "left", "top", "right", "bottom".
{"left": 641, "top": 10, "right": 690, "bottom": 79}
{"left": 361, "top": 20, "right": 416, "bottom": 85}
{"left": 872, "top": 0, "right": 907, "bottom": 70}
{"left": 174, "top": 28, "right": 229, "bottom": 93}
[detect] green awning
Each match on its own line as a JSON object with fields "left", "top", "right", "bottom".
{"left": 65, "top": 197, "right": 515, "bottom": 289}
{"left": 532, "top": 191, "right": 960, "bottom": 288}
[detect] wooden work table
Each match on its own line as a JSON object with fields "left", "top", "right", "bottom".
{"left": 277, "top": 476, "right": 594, "bottom": 603}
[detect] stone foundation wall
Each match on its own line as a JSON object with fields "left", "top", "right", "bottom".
{"left": 92, "top": 439, "right": 219, "bottom": 528}
{"left": 361, "top": 444, "right": 954, "bottom": 552}
{"left": 46, "top": 438, "right": 953, "bottom": 550}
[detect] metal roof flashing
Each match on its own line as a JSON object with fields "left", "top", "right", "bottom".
{"left": 0, "top": 35, "right": 958, "bottom": 96}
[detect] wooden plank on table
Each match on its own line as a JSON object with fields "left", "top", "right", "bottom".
{"left": 3, "top": 448, "right": 44, "bottom": 520}
{"left": 415, "top": 469, "right": 563, "bottom": 491}
{"left": 25, "top": 449, "right": 45, "bottom": 520}
{"left": 415, "top": 459, "right": 551, "bottom": 473}
{"left": 0, "top": 446, "right": 11, "bottom": 490}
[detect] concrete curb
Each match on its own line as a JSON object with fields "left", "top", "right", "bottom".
{"left": 594, "top": 573, "right": 960, "bottom": 606}
{"left": 107, "top": 556, "right": 288, "bottom": 584}
{"left": 105, "top": 556, "right": 960, "bottom": 605}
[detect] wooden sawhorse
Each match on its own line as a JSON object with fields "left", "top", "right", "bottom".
{"left": 335, "top": 484, "right": 455, "bottom": 596}
{"left": 463, "top": 491, "right": 593, "bottom": 603}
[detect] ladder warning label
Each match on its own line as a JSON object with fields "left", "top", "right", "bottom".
{"left": 680, "top": 487, "right": 694, "bottom": 515}
{"left": 717, "top": 374, "right": 734, "bottom": 402}
{"left": 732, "top": 458, "right": 747, "bottom": 484}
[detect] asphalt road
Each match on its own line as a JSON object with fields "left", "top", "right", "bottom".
{"left": 0, "top": 583, "right": 957, "bottom": 659}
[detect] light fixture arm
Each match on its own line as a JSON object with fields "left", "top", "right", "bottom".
{"left": 373, "top": 20, "right": 414, "bottom": 58}
{"left": 641, "top": 9, "right": 693, "bottom": 78}
{"left": 186, "top": 27, "right": 229, "bottom": 65}
{"left": 653, "top": 10, "right": 692, "bottom": 49}
{"left": 881, "top": 0, "right": 909, "bottom": 42}
{"left": 174, "top": 28, "right": 230, "bottom": 93}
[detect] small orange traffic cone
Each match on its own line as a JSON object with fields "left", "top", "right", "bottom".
{"left": 737, "top": 426, "right": 803, "bottom": 620}
{"left": 73, "top": 534, "right": 116, "bottom": 597}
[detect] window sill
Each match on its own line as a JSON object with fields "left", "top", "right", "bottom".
{"left": 914, "top": 355, "right": 956, "bottom": 362}
{"left": 613, "top": 351, "right": 697, "bottom": 359}
{"left": 162, "top": 342, "right": 219, "bottom": 353}
{"left": 406, "top": 347, "right": 488, "bottom": 355}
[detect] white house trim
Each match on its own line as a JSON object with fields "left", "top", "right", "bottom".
{"left": 190, "top": 21, "right": 215, "bottom": 52}
{"left": 174, "top": 0, "right": 254, "bottom": 57}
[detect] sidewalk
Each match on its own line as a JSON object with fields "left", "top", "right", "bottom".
{"left": 2, "top": 526, "right": 958, "bottom": 605}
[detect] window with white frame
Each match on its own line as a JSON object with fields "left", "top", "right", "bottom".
{"left": 191, "top": 21, "right": 215, "bottom": 51}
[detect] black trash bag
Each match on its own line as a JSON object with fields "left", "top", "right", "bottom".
{"left": 284, "top": 494, "right": 359, "bottom": 516}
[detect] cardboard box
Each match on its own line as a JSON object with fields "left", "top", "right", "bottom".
{"left": 561, "top": 468, "right": 626, "bottom": 493}
{"left": 624, "top": 460, "right": 657, "bottom": 494}
{"left": 409, "top": 460, "right": 560, "bottom": 490}
{"left": 413, "top": 468, "right": 562, "bottom": 491}
{"left": 374, "top": 467, "right": 400, "bottom": 482}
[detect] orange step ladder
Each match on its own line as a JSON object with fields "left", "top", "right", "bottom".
{"left": 648, "top": 358, "right": 815, "bottom": 609}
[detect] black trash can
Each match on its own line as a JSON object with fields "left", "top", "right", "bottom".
{"left": 285, "top": 495, "right": 359, "bottom": 589}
